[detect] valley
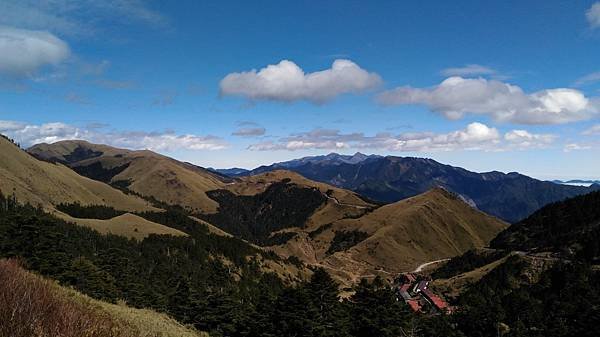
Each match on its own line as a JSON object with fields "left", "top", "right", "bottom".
{"left": 2, "top": 3, "right": 600, "bottom": 336}
{"left": 1, "top": 134, "right": 599, "bottom": 337}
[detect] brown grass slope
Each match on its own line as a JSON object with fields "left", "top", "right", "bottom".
{"left": 29, "top": 140, "right": 228, "bottom": 213}
{"left": 0, "top": 258, "right": 207, "bottom": 337}
{"left": 328, "top": 188, "right": 507, "bottom": 278}
{"left": 273, "top": 187, "right": 508, "bottom": 284}
{"left": 1, "top": 137, "right": 153, "bottom": 212}
{"left": 0, "top": 137, "right": 187, "bottom": 239}
{"left": 65, "top": 213, "right": 187, "bottom": 240}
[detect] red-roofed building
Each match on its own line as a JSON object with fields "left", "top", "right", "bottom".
{"left": 398, "top": 284, "right": 412, "bottom": 301}
{"left": 422, "top": 288, "right": 452, "bottom": 313}
{"left": 406, "top": 299, "right": 422, "bottom": 312}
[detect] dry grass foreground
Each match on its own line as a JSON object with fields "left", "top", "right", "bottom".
{"left": 0, "top": 259, "right": 207, "bottom": 337}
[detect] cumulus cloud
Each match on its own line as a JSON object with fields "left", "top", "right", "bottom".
{"left": 377, "top": 76, "right": 597, "bottom": 125}
{"left": 0, "top": 26, "right": 70, "bottom": 76}
{"left": 441, "top": 64, "right": 496, "bottom": 77}
{"left": 220, "top": 59, "right": 382, "bottom": 103}
{"left": 232, "top": 127, "right": 266, "bottom": 137}
{"left": 0, "top": 120, "right": 227, "bottom": 151}
{"left": 587, "top": 2, "right": 600, "bottom": 29}
{"left": 248, "top": 122, "right": 553, "bottom": 152}
{"left": 582, "top": 124, "right": 600, "bottom": 135}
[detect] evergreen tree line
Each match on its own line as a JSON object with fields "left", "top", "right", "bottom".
{"left": 1, "top": 192, "right": 599, "bottom": 336}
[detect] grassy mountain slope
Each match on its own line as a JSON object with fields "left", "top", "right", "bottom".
{"left": 0, "top": 137, "right": 195, "bottom": 239}
{"left": 0, "top": 137, "right": 153, "bottom": 212}
{"left": 29, "top": 140, "right": 228, "bottom": 213}
{"left": 200, "top": 170, "right": 506, "bottom": 284}
{"left": 265, "top": 187, "right": 507, "bottom": 284}
{"left": 60, "top": 212, "right": 188, "bottom": 240}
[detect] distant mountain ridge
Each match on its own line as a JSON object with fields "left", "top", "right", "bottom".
{"left": 208, "top": 167, "right": 250, "bottom": 176}
{"left": 234, "top": 153, "right": 599, "bottom": 223}
{"left": 228, "top": 152, "right": 381, "bottom": 175}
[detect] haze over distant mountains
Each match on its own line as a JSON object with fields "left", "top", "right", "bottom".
{"left": 553, "top": 179, "right": 600, "bottom": 187}
{"left": 222, "top": 152, "right": 599, "bottom": 223}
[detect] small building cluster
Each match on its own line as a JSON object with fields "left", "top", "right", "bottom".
{"left": 395, "top": 273, "right": 454, "bottom": 315}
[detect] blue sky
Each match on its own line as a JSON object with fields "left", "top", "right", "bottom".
{"left": 1, "top": 0, "right": 600, "bottom": 180}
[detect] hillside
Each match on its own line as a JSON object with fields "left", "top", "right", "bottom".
{"left": 0, "top": 259, "right": 208, "bottom": 337}
{"left": 239, "top": 153, "right": 598, "bottom": 223}
{"left": 0, "top": 137, "right": 153, "bottom": 212}
{"left": 226, "top": 170, "right": 374, "bottom": 227}
{"left": 188, "top": 170, "right": 374, "bottom": 245}
{"left": 491, "top": 190, "right": 600, "bottom": 261}
{"left": 0, "top": 137, "right": 200, "bottom": 239}
{"left": 29, "top": 140, "right": 229, "bottom": 213}
{"left": 0, "top": 190, "right": 310, "bottom": 335}
{"left": 424, "top": 190, "right": 600, "bottom": 335}
{"left": 180, "top": 169, "right": 507, "bottom": 283}
{"left": 267, "top": 187, "right": 507, "bottom": 283}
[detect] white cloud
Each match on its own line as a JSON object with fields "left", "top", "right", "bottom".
{"left": 0, "top": 120, "right": 27, "bottom": 131}
{"left": 564, "top": 143, "right": 592, "bottom": 152}
{"left": 232, "top": 127, "right": 266, "bottom": 137}
{"left": 248, "top": 122, "right": 559, "bottom": 152}
{"left": 504, "top": 129, "right": 557, "bottom": 149}
{"left": 0, "top": 120, "right": 227, "bottom": 151}
{"left": 377, "top": 76, "right": 597, "bottom": 125}
{"left": 220, "top": 59, "right": 382, "bottom": 103}
{"left": 0, "top": 26, "right": 70, "bottom": 76}
{"left": 441, "top": 64, "right": 496, "bottom": 77}
{"left": 583, "top": 124, "right": 600, "bottom": 135}
{"left": 587, "top": 2, "right": 600, "bottom": 29}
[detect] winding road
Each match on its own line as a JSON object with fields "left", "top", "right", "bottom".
{"left": 412, "top": 258, "right": 450, "bottom": 273}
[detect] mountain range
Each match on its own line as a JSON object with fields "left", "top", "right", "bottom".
{"left": 22, "top": 139, "right": 507, "bottom": 284}
{"left": 227, "top": 152, "right": 599, "bottom": 223}
{"left": 2, "top": 135, "right": 599, "bottom": 336}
